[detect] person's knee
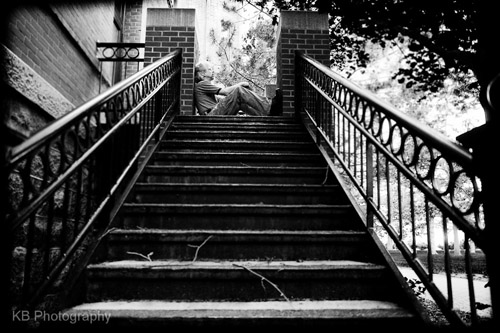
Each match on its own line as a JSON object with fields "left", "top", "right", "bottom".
{"left": 233, "top": 85, "right": 246, "bottom": 95}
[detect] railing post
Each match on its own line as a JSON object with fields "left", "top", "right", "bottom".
{"left": 457, "top": 120, "right": 499, "bottom": 324}
{"left": 366, "top": 141, "right": 374, "bottom": 229}
{"left": 295, "top": 51, "right": 302, "bottom": 120}
{"left": 154, "top": 88, "right": 163, "bottom": 141}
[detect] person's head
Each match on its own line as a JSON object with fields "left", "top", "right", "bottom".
{"left": 195, "top": 61, "right": 214, "bottom": 82}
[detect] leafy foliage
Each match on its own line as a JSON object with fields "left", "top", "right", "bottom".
{"left": 240, "top": 0, "right": 480, "bottom": 93}
{"left": 209, "top": 6, "right": 277, "bottom": 93}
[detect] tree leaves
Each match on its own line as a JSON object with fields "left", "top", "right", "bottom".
{"left": 241, "top": 0, "right": 480, "bottom": 94}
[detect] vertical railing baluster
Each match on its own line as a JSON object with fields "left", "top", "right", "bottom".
{"left": 385, "top": 158, "right": 391, "bottom": 223}
{"left": 44, "top": 197, "right": 55, "bottom": 277}
{"left": 425, "top": 198, "right": 434, "bottom": 277}
{"left": 376, "top": 150, "right": 381, "bottom": 210}
{"left": 287, "top": 51, "right": 488, "bottom": 327}
{"left": 397, "top": 171, "right": 403, "bottom": 241}
{"left": 464, "top": 237, "right": 478, "bottom": 325}
{"left": 442, "top": 215, "right": 453, "bottom": 308}
{"left": 6, "top": 51, "right": 183, "bottom": 311}
{"left": 22, "top": 214, "right": 36, "bottom": 303}
{"left": 366, "top": 141, "right": 374, "bottom": 229}
{"left": 410, "top": 183, "right": 416, "bottom": 257}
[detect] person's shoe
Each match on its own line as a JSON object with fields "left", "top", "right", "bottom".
{"left": 269, "top": 88, "right": 283, "bottom": 116}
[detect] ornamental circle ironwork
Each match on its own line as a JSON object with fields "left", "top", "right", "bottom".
{"left": 401, "top": 133, "right": 417, "bottom": 167}
{"left": 451, "top": 170, "right": 477, "bottom": 214}
{"left": 380, "top": 116, "right": 392, "bottom": 145}
{"left": 432, "top": 156, "right": 452, "bottom": 195}
{"left": 390, "top": 124, "right": 403, "bottom": 155}
{"left": 415, "top": 143, "right": 433, "bottom": 180}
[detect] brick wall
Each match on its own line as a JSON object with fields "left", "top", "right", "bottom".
{"left": 123, "top": 1, "right": 143, "bottom": 43}
{"left": 145, "top": 8, "right": 199, "bottom": 115}
{"left": 123, "top": 0, "right": 143, "bottom": 77}
{"left": 277, "top": 11, "right": 330, "bottom": 117}
{"left": 4, "top": 3, "right": 117, "bottom": 107}
{"left": 2, "top": 2, "right": 119, "bottom": 137}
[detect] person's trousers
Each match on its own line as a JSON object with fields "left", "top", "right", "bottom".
{"left": 209, "top": 86, "right": 271, "bottom": 116}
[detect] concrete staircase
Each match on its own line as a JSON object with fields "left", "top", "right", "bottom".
{"left": 57, "top": 115, "right": 426, "bottom": 328}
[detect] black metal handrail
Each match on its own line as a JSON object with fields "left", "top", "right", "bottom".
{"left": 96, "top": 42, "right": 146, "bottom": 93}
{"left": 295, "top": 51, "right": 491, "bottom": 327}
{"left": 5, "top": 48, "right": 182, "bottom": 310}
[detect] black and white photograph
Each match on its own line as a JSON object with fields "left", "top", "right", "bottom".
{"left": 1, "top": 0, "right": 498, "bottom": 330}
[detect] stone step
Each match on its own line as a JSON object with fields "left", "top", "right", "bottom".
{"left": 102, "top": 229, "right": 376, "bottom": 261}
{"left": 160, "top": 139, "right": 317, "bottom": 153}
{"left": 164, "top": 129, "right": 312, "bottom": 141}
{"left": 174, "top": 115, "right": 298, "bottom": 125}
{"left": 170, "top": 122, "right": 304, "bottom": 132}
{"left": 116, "top": 203, "right": 361, "bottom": 231}
{"left": 140, "top": 165, "right": 333, "bottom": 184}
{"left": 56, "top": 300, "right": 421, "bottom": 328}
{"left": 150, "top": 151, "right": 326, "bottom": 167}
{"left": 84, "top": 260, "right": 397, "bottom": 302}
{"left": 128, "top": 183, "right": 346, "bottom": 205}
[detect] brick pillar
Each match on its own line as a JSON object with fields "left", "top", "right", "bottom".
{"left": 277, "top": 11, "right": 330, "bottom": 117}
{"left": 145, "top": 8, "right": 198, "bottom": 115}
{"left": 123, "top": 1, "right": 143, "bottom": 78}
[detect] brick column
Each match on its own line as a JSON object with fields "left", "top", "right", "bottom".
{"left": 277, "top": 11, "right": 330, "bottom": 117}
{"left": 122, "top": 1, "right": 143, "bottom": 78}
{"left": 145, "top": 8, "right": 199, "bottom": 115}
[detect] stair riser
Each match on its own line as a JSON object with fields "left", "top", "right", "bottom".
{"left": 170, "top": 124, "right": 304, "bottom": 131}
{"left": 173, "top": 115, "right": 297, "bottom": 124}
{"left": 117, "top": 210, "right": 358, "bottom": 231}
{"left": 85, "top": 270, "right": 394, "bottom": 302}
{"left": 130, "top": 189, "right": 342, "bottom": 205}
{"left": 160, "top": 141, "right": 317, "bottom": 153}
{"left": 150, "top": 156, "right": 326, "bottom": 167}
{"left": 166, "top": 132, "right": 311, "bottom": 142}
{"left": 104, "top": 239, "right": 375, "bottom": 261}
{"left": 141, "top": 172, "right": 331, "bottom": 185}
{"left": 44, "top": 316, "right": 421, "bottom": 329}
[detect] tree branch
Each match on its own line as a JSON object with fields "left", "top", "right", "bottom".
{"left": 188, "top": 235, "right": 213, "bottom": 262}
{"left": 232, "top": 263, "right": 290, "bottom": 301}
{"left": 127, "top": 251, "right": 153, "bottom": 261}
{"left": 220, "top": 45, "right": 264, "bottom": 91}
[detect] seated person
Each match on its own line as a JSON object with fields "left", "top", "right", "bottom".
{"left": 194, "top": 61, "right": 282, "bottom": 116}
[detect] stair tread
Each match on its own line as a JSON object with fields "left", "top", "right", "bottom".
{"left": 171, "top": 123, "right": 303, "bottom": 129}
{"left": 64, "top": 299, "right": 415, "bottom": 319}
{"left": 107, "top": 229, "right": 367, "bottom": 242}
{"left": 169, "top": 129, "right": 306, "bottom": 134}
{"left": 123, "top": 203, "right": 347, "bottom": 207}
{"left": 162, "top": 139, "right": 314, "bottom": 145}
{"left": 109, "top": 229, "right": 364, "bottom": 236}
{"left": 155, "top": 151, "right": 321, "bottom": 157}
{"left": 75, "top": 116, "right": 423, "bottom": 325}
{"left": 121, "top": 203, "right": 352, "bottom": 214}
{"left": 146, "top": 165, "right": 326, "bottom": 170}
{"left": 175, "top": 115, "right": 296, "bottom": 122}
{"left": 132, "top": 183, "right": 338, "bottom": 188}
{"left": 88, "top": 260, "right": 385, "bottom": 270}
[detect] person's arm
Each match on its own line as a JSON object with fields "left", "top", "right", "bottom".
{"left": 218, "top": 82, "right": 250, "bottom": 96}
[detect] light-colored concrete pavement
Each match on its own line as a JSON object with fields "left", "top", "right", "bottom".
{"left": 398, "top": 267, "right": 492, "bottom": 318}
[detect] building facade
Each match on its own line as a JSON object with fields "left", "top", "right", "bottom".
{"left": 2, "top": 1, "right": 328, "bottom": 145}
{"left": 1, "top": 0, "right": 268, "bottom": 144}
